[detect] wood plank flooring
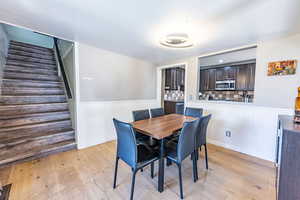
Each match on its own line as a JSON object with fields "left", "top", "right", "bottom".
{"left": 0, "top": 142, "right": 276, "bottom": 200}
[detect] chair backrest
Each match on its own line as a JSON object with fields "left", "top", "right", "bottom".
{"left": 132, "top": 109, "right": 150, "bottom": 121}
{"left": 177, "top": 119, "right": 200, "bottom": 162}
{"left": 113, "top": 118, "right": 137, "bottom": 168}
{"left": 196, "top": 114, "right": 212, "bottom": 148}
{"left": 150, "top": 108, "right": 164, "bottom": 118}
{"left": 175, "top": 103, "right": 184, "bottom": 115}
{"left": 184, "top": 107, "right": 203, "bottom": 118}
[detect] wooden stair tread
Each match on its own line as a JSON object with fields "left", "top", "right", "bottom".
{"left": 6, "top": 60, "right": 56, "bottom": 69}
{"left": 0, "top": 103, "right": 69, "bottom": 116}
{"left": 8, "top": 54, "right": 56, "bottom": 65}
{"left": 0, "top": 140, "right": 76, "bottom": 166}
{"left": 0, "top": 119, "right": 72, "bottom": 135}
{"left": 0, "top": 111, "right": 70, "bottom": 127}
{"left": 5, "top": 65, "right": 58, "bottom": 75}
{"left": 1, "top": 87, "right": 64, "bottom": 96}
{"left": 8, "top": 49, "right": 54, "bottom": 60}
{"left": 3, "top": 71, "right": 60, "bottom": 81}
{"left": 10, "top": 41, "right": 53, "bottom": 51}
{"left": 0, "top": 129, "right": 74, "bottom": 148}
{"left": 2, "top": 78, "right": 62, "bottom": 88}
{"left": 0, "top": 95, "right": 67, "bottom": 105}
{"left": 9, "top": 45, "right": 54, "bottom": 56}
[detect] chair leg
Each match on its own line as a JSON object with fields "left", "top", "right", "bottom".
{"left": 167, "top": 158, "right": 172, "bottom": 166}
{"left": 151, "top": 162, "right": 154, "bottom": 178}
{"left": 130, "top": 170, "right": 137, "bottom": 200}
{"left": 192, "top": 152, "right": 198, "bottom": 182}
{"left": 113, "top": 156, "right": 119, "bottom": 189}
{"left": 204, "top": 144, "right": 208, "bottom": 170}
{"left": 177, "top": 164, "right": 184, "bottom": 199}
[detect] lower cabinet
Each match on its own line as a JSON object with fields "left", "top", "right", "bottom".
{"left": 164, "top": 101, "right": 184, "bottom": 114}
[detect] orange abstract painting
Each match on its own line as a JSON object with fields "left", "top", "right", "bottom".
{"left": 267, "top": 60, "right": 297, "bottom": 76}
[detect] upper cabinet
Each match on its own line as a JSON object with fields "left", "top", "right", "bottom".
{"left": 165, "top": 67, "right": 185, "bottom": 90}
{"left": 216, "top": 67, "right": 236, "bottom": 81}
{"left": 200, "top": 63, "right": 256, "bottom": 91}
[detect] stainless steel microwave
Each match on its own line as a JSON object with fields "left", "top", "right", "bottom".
{"left": 215, "top": 80, "right": 235, "bottom": 90}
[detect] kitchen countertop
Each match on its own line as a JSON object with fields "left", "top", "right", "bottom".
{"left": 196, "top": 99, "right": 253, "bottom": 105}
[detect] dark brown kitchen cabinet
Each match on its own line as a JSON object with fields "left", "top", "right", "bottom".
{"left": 235, "top": 64, "right": 256, "bottom": 91}
{"left": 165, "top": 67, "right": 185, "bottom": 90}
{"left": 248, "top": 63, "right": 256, "bottom": 91}
{"left": 236, "top": 65, "right": 248, "bottom": 90}
{"left": 216, "top": 67, "right": 236, "bottom": 81}
{"left": 200, "top": 69, "right": 215, "bottom": 91}
{"left": 164, "top": 100, "right": 184, "bottom": 114}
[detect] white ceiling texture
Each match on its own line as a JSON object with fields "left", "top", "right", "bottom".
{"left": 0, "top": 0, "right": 299, "bottom": 64}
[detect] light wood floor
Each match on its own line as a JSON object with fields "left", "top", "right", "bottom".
{"left": 0, "top": 141, "right": 276, "bottom": 200}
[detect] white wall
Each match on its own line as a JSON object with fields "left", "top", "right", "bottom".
{"left": 0, "top": 24, "right": 9, "bottom": 94}
{"left": 74, "top": 42, "right": 159, "bottom": 149}
{"left": 158, "top": 33, "right": 300, "bottom": 162}
{"left": 254, "top": 34, "right": 300, "bottom": 109}
{"left": 4, "top": 24, "right": 53, "bottom": 48}
{"left": 78, "top": 43, "right": 156, "bottom": 101}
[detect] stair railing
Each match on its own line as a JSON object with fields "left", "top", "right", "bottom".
{"left": 53, "top": 38, "right": 72, "bottom": 99}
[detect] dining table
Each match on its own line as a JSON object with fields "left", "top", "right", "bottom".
{"left": 131, "top": 113, "right": 196, "bottom": 192}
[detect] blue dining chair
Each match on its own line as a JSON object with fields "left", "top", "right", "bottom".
{"left": 165, "top": 119, "right": 200, "bottom": 199}
{"left": 176, "top": 103, "right": 184, "bottom": 115}
{"left": 132, "top": 109, "right": 150, "bottom": 121}
{"left": 150, "top": 108, "right": 165, "bottom": 118}
{"left": 132, "top": 109, "right": 151, "bottom": 143}
{"left": 184, "top": 107, "right": 203, "bottom": 118}
{"left": 195, "top": 114, "right": 212, "bottom": 170}
{"left": 113, "top": 118, "right": 159, "bottom": 200}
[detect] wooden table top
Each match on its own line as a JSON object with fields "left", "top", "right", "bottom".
{"left": 131, "top": 114, "right": 196, "bottom": 140}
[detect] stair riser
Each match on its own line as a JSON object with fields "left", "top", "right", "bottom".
{"left": 1, "top": 87, "right": 65, "bottom": 96}
{"left": 0, "top": 134, "right": 75, "bottom": 156}
{"left": 9, "top": 45, "right": 53, "bottom": 56}
{"left": 2, "top": 79, "right": 62, "bottom": 88}
{"left": 5, "top": 65, "right": 58, "bottom": 75}
{"left": 0, "top": 113, "right": 70, "bottom": 128}
{"left": 0, "top": 120, "right": 72, "bottom": 135}
{"left": 10, "top": 42, "right": 53, "bottom": 52}
{"left": 0, "top": 96, "right": 67, "bottom": 105}
{"left": 8, "top": 50, "right": 54, "bottom": 60}
{"left": 0, "top": 103, "right": 68, "bottom": 116}
{"left": 0, "top": 142, "right": 76, "bottom": 167}
{"left": 8, "top": 55, "right": 56, "bottom": 65}
{"left": 3, "top": 72, "right": 60, "bottom": 81}
{"left": 6, "top": 61, "right": 57, "bottom": 70}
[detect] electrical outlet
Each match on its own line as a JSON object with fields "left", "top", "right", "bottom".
{"left": 225, "top": 131, "right": 231, "bottom": 137}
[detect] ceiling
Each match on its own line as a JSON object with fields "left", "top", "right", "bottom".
{"left": 0, "top": 0, "right": 299, "bottom": 64}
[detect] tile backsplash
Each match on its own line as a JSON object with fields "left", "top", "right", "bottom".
{"left": 199, "top": 90, "right": 254, "bottom": 102}
{"left": 164, "top": 90, "right": 184, "bottom": 101}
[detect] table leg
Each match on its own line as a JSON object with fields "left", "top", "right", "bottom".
{"left": 158, "top": 138, "right": 165, "bottom": 192}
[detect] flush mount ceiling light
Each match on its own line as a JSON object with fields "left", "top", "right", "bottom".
{"left": 160, "top": 33, "right": 194, "bottom": 48}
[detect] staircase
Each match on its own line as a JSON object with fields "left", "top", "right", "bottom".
{"left": 0, "top": 40, "right": 76, "bottom": 167}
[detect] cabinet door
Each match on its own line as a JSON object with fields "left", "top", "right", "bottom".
{"left": 216, "top": 68, "right": 224, "bottom": 81}
{"left": 200, "top": 70, "right": 209, "bottom": 91}
{"left": 165, "top": 68, "right": 171, "bottom": 89}
{"left": 248, "top": 63, "right": 256, "bottom": 90}
{"left": 208, "top": 69, "right": 216, "bottom": 90}
{"left": 171, "top": 68, "right": 177, "bottom": 90}
{"left": 236, "top": 65, "right": 247, "bottom": 90}
{"left": 224, "top": 66, "right": 236, "bottom": 80}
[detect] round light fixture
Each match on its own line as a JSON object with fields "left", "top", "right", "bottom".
{"left": 160, "top": 33, "right": 193, "bottom": 48}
